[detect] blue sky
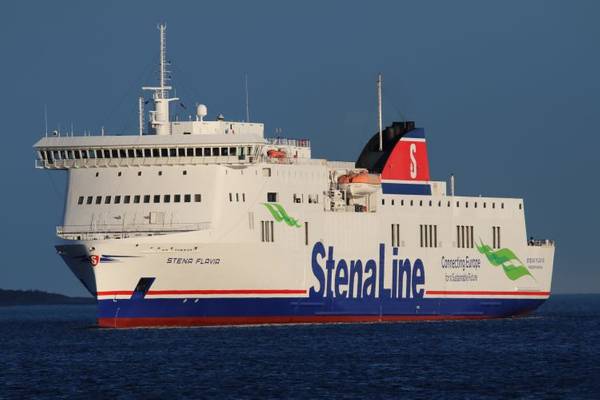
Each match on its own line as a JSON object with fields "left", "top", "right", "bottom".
{"left": 1, "top": 0, "right": 598, "bottom": 295}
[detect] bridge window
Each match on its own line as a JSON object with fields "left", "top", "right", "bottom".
{"left": 144, "top": 149, "right": 152, "bottom": 157}
{"left": 88, "top": 150, "right": 95, "bottom": 159}
{"left": 134, "top": 195, "right": 141, "bottom": 204}
{"left": 164, "top": 194, "right": 171, "bottom": 203}
{"left": 95, "top": 196, "right": 102, "bottom": 205}
{"left": 119, "top": 149, "right": 126, "bottom": 158}
{"left": 104, "top": 196, "right": 111, "bottom": 204}
{"left": 195, "top": 148, "right": 202, "bottom": 156}
{"left": 184, "top": 194, "right": 191, "bottom": 203}
{"left": 174, "top": 194, "right": 181, "bottom": 203}
{"left": 213, "top": 147, "right": 220, "bottom": 156}
{"left": 153, "top": 195, "right": 160, "bottom": 203}
{"left": 169, "top": 148, "right": 176, "bottom": 157}
{"left": 86, "top": 196, "right": 93, "bottom": 205}
{"left": 124, "top": 195, "right": 131, "bottom": 204}
{"left": 77, "top": 196, "right": 84, "bottom": 205}
{"left": 114, "top": 195, "right": 121, "bottom": 204}
{"left": 204, "top": 148, "right": 211, "bottom": 156}
{"left": 178, "top": 148, "right": 185, "bottom": 157}
{"left": 186, "top": 148, "right": 194, "bottom": 156}
{"left": 143, "top": 195, "right": 150, "bottom": 203}
{"left": 221, "top": 147, "right": 229, "bottom": 156}
{"left": 127, "top": 149, "right": 135, "bottom": 158}
{"left": 135, "top": 149, "right": 143, "bottom": 158}
{"left": 194, "top": 194, "right": 201, "bottom": 202}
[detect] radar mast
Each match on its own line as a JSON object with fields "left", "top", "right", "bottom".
{"left": 142, "top": 24, "right": 179, "bottom": 135}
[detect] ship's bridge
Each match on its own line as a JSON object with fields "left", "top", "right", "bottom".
{"left": 34, "top": 131, "right": 312, "bottom": 170}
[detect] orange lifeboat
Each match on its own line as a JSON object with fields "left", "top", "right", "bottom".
{"left": 267, "top": 149, "right": 286, "bottom": 159}
{"left": 338, "top": 171, "right": 380, "bottom": 197}
{"left": 349, "top": 172, "right": 380, "bottom": 185}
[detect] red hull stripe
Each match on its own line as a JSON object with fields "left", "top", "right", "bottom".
{"left": 97, "top": 289, "right": 548, "bottom": 297}
{"left": 425, "top": 290, "right": 550, "bottom": 296}
{"left": 98, "top": 314, "right": 495, "bottom": 328}
{"left": 97, "top": 289, "right": 308, "bottom": 296}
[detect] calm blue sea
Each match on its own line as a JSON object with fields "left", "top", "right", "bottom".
{"left": 1, "top": 295, "right": 599, "bottom": 399}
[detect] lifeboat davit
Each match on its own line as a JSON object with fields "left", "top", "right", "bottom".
{"left": 338, "top": 172, "right": 380, "bottom": 197}
{"left": 267, "top": 149, "right": 286, "bottom": 159}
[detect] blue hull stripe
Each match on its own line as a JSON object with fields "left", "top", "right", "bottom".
{"left": 98, "top": 297, "right": 546, "bottom": 319}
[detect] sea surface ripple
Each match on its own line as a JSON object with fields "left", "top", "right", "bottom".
{"left": 1, "top": 295, "right": 599, "bottom": 399}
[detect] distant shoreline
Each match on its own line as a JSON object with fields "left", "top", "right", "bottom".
{"left": 0, "top": 289, "right": 95, "bottom": 306}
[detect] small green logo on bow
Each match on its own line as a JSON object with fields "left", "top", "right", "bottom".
{"left": 262, "top": 203, "right": 302, "bottom": 228}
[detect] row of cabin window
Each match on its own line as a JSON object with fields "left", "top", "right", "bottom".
{"left": 77, "top": 194, "right": 202, "bottom": 205}
{"left": 229, "top": 193, "right": 246, "bottom": 202}
{"left": 40, "top": 146, "right": 254, "bottom": 162}
{"left": 382, "top": 198, "right": 515, "bottom": 210}
{"left": 393, "top": 224, "right": 502, "bottom": 249}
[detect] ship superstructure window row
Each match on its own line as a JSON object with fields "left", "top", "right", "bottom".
{"left": 261, "top": 221, "right": 274, "bottom": 242}
{"left": 457, "top": 225, "right": 474, "bottom": 248}
{"left": 382, "top": 197, "right": 508, "bottom": 210}
{"left": 77, "top": 193, "right": 202, "bottom": 205}
{"left": 39, "top": 145, "right": 256, "bottom": 164}
{"left": 419, "top": 224, "right": 438, "bottom": 248}
{"left": 492, "top": 226, "right": 501, "bottom": 249}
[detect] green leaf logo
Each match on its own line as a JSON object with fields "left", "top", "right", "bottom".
{"left": 262, "top": 203, "right": 302, "bottom": 228}
{"left": 476, "top": 241, "right": 533, "bottom": 281}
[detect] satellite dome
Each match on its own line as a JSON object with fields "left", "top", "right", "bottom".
{"left": 196, "top": 104, "right": 208, "bottom": 121}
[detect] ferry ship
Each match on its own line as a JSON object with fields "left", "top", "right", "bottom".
{"left": 34, "top": 26, "right": 554, "bottom": 328}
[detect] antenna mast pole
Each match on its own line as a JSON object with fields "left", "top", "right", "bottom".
{"left": 44, "top": 105, "right": 48, "bottom": 137}
{"left": 159, "top": 24, "right": 167, "bottom": 99}
{"left": 245, "top": 73, "right": 250, "bottom": 122}
{"left": 138, "top": 96, "right": 144, "bottom": 135}
{"left": 377, "top": 73, "right": 383, "bottom": 151}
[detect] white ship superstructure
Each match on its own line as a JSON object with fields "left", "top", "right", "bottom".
{"left": 34, "top": 26, "right": 554, "bottom": 327}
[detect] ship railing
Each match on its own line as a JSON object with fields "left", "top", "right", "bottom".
{"left": 527, "top": 239, "right": 555, "bottom": 247}
{"left": 56, "top": 222, "right": 211, "bottom": 240}
{"left": 266, "top": 137, "right": 311, "bottom": 148}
